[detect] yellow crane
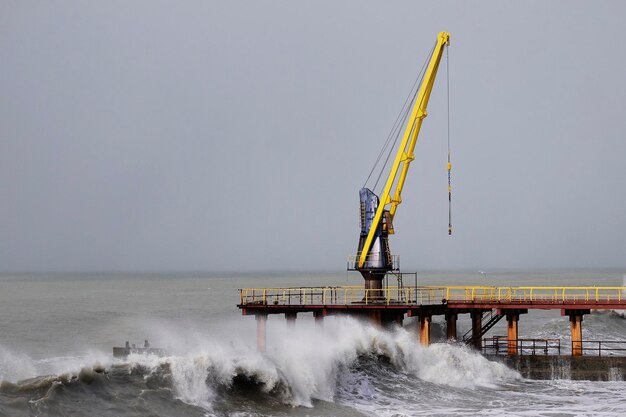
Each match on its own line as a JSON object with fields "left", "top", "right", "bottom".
{"left": 354, "top": 32, "right": 450, "bottom": 291}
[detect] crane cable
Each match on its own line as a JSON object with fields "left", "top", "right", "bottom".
{"left": 363, "top": 73, "right": 419, "bottom": 189}
{"left": 363, "top": 43, "right": 436, "bottom": 192}
{"left": 361, "top": 42, "right": 452, "bottom": 236}
{"left": 373, "top": 87, "right": 418, "bottom": 195}
{"left": 446, "top": 45, "right": 452, "bottom": 236}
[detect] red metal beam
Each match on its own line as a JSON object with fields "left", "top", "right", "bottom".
{"left": 447, "top": 301, "right": 626, "bottom": 310}
{"left": 240, "top": 300, "right": 626, "bottom": 316}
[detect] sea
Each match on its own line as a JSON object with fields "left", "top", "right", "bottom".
{"left": 1, "top": 271, "right": 626, "bottom": 417}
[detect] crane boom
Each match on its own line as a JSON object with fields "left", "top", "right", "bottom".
{"left": 357, "top": 32, "right": 450, "bottom": 270}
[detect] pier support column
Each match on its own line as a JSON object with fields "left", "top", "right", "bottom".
{"left": 256, "top": 314, "right": 267, "bottom": 352}
{"left": 563, "top": 309, "right": 589, "bottom": 357}
{"left": 285, "top": 312, "right": 297, "bottom": 329}
{"left": 470, "top": 311, "right": 483, "bottom": 350}
{"left": 446, "top": 313, "right": 457, "bottom": 341}
{"left": 368, "top": 310, "right": 382, "bottom": 327}
{"left": 507, "top": 314, "right": 519, "bottom": 356}
{"left": 570, "top": 315, "right": 583, "bottom": 356}
{"left": 314, "top": 310, "right": 326, "bottom": 328}
{"left": 419, "top": 315, "right": 431, "bottom": 346}
{"left": 380, "top": 312, "right": 403, "bottom": 328}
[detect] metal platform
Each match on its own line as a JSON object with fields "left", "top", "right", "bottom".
{"left": 238, "top": 285, "right": 626, "bottom": 313}
{"left": 238, "top": 285, "right": 626, "bottom": 355}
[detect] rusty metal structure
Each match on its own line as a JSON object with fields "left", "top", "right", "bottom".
{"left": 238, "top": 285, "right": 626, "bottom": 355}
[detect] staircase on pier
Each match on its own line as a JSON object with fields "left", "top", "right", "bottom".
{"left": 462, "top": 310, "right": 504, "bottom": 345}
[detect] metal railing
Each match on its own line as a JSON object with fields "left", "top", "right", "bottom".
{"left": 578, "top": 341, "right": 626, "bottom": 356}
{"left": 346, "top": 253, "right": 400, "bottom": 271}
{"left": 239, "top": 286, "right": 447, "bottom": 306}
{"left": 482, "top": 337, "right": 561, "bottom": 355}
{"left": 442, "top": 286, "right": 626, "bottom": 303}
{"left": 482, "top": 338, "right": 626, "bottom": 357}
{"left": 239, "top": 285, "right": 626, "bottom": 307}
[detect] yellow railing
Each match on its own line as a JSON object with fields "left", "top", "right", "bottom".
{"left": 346, "top": 254, "right": 400, "bottom": 271}
{"left": 238, "top": 286, "right": 626, "bottom": 306}
{"left": 442, "top": 286, "right": 626, "bottom": 303}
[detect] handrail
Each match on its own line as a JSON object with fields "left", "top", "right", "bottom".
{"left": 238, "top": 285, "right": 626, "bottom": 307}
{"left": 346, "top": 254, "right": 400, "bottom": 271}
{"left": 483, "top": 337, "right": 561, "bottom": 356}
{"left": 578, "top": 340, "right": 626, "bottom": 356}
{"left": 483, "top": 338, "right": 626, "bottom": 357}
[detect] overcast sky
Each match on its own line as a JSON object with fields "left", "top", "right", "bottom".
{"left": 1, "top": 1, "right": 625, "bottom": 272}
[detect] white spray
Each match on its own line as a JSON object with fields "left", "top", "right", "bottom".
{"left": 126, "top": 317, "right": 520, "bottom": 410}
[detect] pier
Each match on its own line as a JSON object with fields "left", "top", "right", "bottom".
{"left": 238, "top": 285, "right": 626, "bottom": 357}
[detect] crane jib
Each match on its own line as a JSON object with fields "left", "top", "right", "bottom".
{"left": 356, "top": 32, "right": 450, "bottom": 272}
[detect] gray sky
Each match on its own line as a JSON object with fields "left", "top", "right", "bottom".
{"left": 1, "top": 1, "right": 625, "bottom": 272}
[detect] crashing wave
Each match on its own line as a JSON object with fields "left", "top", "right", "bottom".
{"left": 121, "top": 317, "right": 519, "bottom": 409}
{"left": 0, "top": 317, "right": 520, "bottom": 413}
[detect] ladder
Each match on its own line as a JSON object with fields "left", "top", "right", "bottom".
{"left": 462, "top": 310, "right": 504, "bottom": 345}
{"left": 384, "top": 271, "right": 405, "bottom": 301}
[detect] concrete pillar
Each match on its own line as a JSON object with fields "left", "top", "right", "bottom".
{"left": 446, "top": 313, "right": 457, "bottom": 341}
{"left": 507, "top": 314, "right": 519, "bottom": 356}
{"left": 570, "top": 315, "right": 583, "bottom": 356}
{"left": 368, "top": 310, "right": 382, "bottom": 327}
{"left": 285, "top": 312, "right": 297, "bottom": 329}
{"left": 394, "top": 314, "right": 404, "bottom": 327}
{"left": 419, "top": 315, "right": 431, "bottom": 346}
{"left": 470, "top": 311, "right": 483, "bottom": 350}
{"left": 562, "top": 309, "right": 588, "bottom": 356}
{"left": 256, "top": 314, "right": 267, "bottom": 352}
{"left": 314, "top": 310, "right": 326, "bottom": 328}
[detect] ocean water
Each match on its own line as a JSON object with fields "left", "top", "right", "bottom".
{"left": 1, "top": 271, "right": 626, "bottom": 417}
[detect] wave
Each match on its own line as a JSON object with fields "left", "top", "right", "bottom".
{"left": 159, "top": 317, "right": 518, "bottom": 408}
{"left": 0, "top": 317, "right": 519, "bottom": 416}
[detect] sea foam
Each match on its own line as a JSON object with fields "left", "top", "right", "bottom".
{"left": 125, "top": 316, "right": 520, "bottom": 409}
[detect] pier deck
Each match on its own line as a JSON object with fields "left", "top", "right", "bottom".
{"left": 239, "top": 285, "right": 626, "bottom": 313}
{"left": 238, "top": 285, "right": 626, "bottom": 355}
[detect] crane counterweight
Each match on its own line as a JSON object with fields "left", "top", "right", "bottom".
{"left": 355, "top": 188, "right": 394, "bottom": 296}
